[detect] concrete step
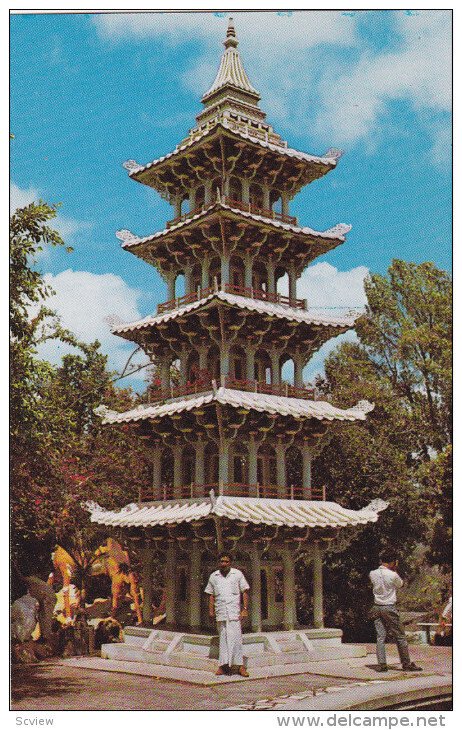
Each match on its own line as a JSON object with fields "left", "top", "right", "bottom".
{"left": 122, "top": 634, "right": 150, "bottom": 647}
{"left": 279, "top": 642, "right": 303, "bottom": 652}
{"left": 101, "top": 643, "right": 218, "bottom": 671}
{"left": 101, "top": 639, "right": 368, "bottom": 672}
{"left": 147, "top": 640, "right": 173, "bottom": 651}
{"left": 310, "top": 638, "right": 343, "bottom": 648}
{"left": 123, "top": 626, "right": 153, "bottom": 639}
{"left": 246, "top": 644, "right": 366, "bottom": 668}
{"left": 101, "top": 643, "right": 146, "bottom": 662}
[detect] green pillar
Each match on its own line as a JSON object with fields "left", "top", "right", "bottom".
{"left": 140, "top": 544, "right": 154, "bottom": 624}
{"left": 201, "top": 255, "right": 210, "bottom": 289}
{"left": 276, "top": 439, "right": 287, "bottom": 499}
{"left": 189, "top": 540, "right": 202, "bottom": 630}
{"left": 220, "top": 345, "right": 230, "bottom": 384}
{"left": 313, "top": 543, "right": 324, "bottom": 628}
{"left": 167, "top": 272, "right": 176, "bottom": 301}
{"left": 152, "top": 447, "right": 162, "bottom": 498}
{"left": 218, "top": 440, "right": 229, "bottom": 493}
{"left": 242, "top": 178, "right": 250, "bottom": 205}
{"left": 270, "top": 350, "right": 280, "bottom": 386}
{"left": 244, "top": 254, "right": 253, "bottom": 289}
{"left": 281, "top": 544, "right": 296, "bottom": 630}
{"left": 302, "top": 442, "right": 312, "bottom": 499}
{"left": 294, "top": 354, "right": 305, "bottom": 388}
{"left": 194, "top": 440, "right": 205, "bottom": 496}
{"left": 248, "top": 435, "right": 258, "bottom": 495}
{"left": 250, "top": 543, "right": 262, "bottom": 633}
{"left": 288, "top": 268, "right": 297, "bottom": 302}
{"left": 165, "top": 541, "right": 177, "bottom": 626}
{"left": 246, "top": 345, "right": 255, "bottom": 382}
{"left": 173, "top": 444, "right": 183, "bottom": 498}
{"left": 221, "top": 254, "right": 230, "bottom": 287}
{"left": 267, "top": 258, "right": 276, "bottom": 295}
{"left": 184, "top": 263, "right": 193, "bottom": 295}
{"left": 204, "top": 180, "right": 213, "bottom": 206}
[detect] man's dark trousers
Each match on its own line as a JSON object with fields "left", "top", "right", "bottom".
{"left": 371, "top": 604, "right": 411, "bottom": 667}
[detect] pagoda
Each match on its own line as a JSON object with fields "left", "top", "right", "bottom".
{"left": 89, "top": 19, "right": 386, "bottom": 674}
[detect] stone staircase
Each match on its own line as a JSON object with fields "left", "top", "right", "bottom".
{"left": 100, "top": 626, "right": 366, "bottom": 673}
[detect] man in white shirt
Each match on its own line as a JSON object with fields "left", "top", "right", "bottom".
{"left": 369, "top": 550, "right": 422, "bottom": 672}
{"left": 205, "top": 552, "right": 250, "bottom": 676}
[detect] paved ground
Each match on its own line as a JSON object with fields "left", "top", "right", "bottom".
{"left": 11, "top": 645, "right": 451, "bottom": 712}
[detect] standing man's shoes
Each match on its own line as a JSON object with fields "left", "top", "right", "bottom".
{"left": 238, "top": 665, "right": 249, "bottom": 677}
{"left": 402, "top": 663, "right": 422, "bottom": 672}
{"left": 216, "top": 665, "right": 231, "bottom": 675}
{"left": 377, "top": 664, "right": 388, "bottom": 672}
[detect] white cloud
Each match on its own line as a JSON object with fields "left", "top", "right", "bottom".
{"left": 10, "top": 182, "right": 40, "bottom": 211}
{"left": 92, "top": 11, "right": 354, "bottom": 50}
{"left": 283, "top": 262, "right": 368, "bottom": 383}
{"left": 93, "top": 11, "right": 357, "bottom": 123}
{"left": 304, "top": 331, "right": 359, "bottom": 384}
{"left": 313, "top": 10, "right": 451, "bottom": 148}
{"left": 93, "top": 10, "right": 450, "bottom": 159}
{"left": 297, "top": 262, "right": 368, "bottom": 310}
{"left": 10, "top": 182, "right": 92, "bottom": 246}
{"left": 35, "top": 269, "right": 149, "bottom": 384}
{"left": 297, "top": 262, "right": 367, "bottom": 381}
{"left": 428, "top": 119, "right": 452, "bottom": 168}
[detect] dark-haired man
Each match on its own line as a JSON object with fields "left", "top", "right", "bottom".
{"left": 369, "top": 550, "right": 422, "bottom": 672}
{"left": 205, "top": 553, "right": 250, "bottom": 676}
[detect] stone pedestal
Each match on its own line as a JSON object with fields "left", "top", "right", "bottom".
{"left": 101, "top": 626, "right": 367, "bottom": 675}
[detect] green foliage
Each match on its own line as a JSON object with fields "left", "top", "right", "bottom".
{"left": 10, "top": 203, "right": 149, "bottom": 579}
{"left": 357, "top": 260, "right": 452, "bottom": 454}
{"left": 418, "top": 445, "right": 452, "bottom": 570}
{"left": 313, "top": 260, "right": 452, "bottom": 636}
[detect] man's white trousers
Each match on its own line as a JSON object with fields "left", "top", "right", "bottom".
{"left": 217, "top": 618, "right": 243, "bottom": 666}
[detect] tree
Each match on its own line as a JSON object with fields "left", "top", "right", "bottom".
{"left": 356, "top": 260, "right": 451, "bottom": 455}
{"left": 312, "top": 260, "right": 452, "bottom": 637}
{"left": 10, "top": 202, "right": 70, "bottom": 576}
{"left": 10, "top": 202, "right": 150, "bottom": 580}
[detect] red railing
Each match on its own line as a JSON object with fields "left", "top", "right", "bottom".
{"left": 156, "top": 283, "right": 306, "bottom": 315}
{"left": 157, "top": 286, "right": 215, "bottom": 314}
{"left": 138, "top": 483, "right": 326, "bottom": 502}
{"left": 223, "top": 283, "right": 306, "bottom": 310}
{"left": 148, "top": 379, "right": 213, "bottom": 403}
{"left": 223, "top": 197, "right": 297, "bottom": 226}
{"left": 166, "top": 196, "right": 298, "bottom": 229}
{"left": 224, "top": 377, "right": 315, "bottom": 400}
{"left": 148, "top": 378, "right": 316, "bottom": 404}
{"left": 167, "top": 203, "right": 210, "bottom": 228}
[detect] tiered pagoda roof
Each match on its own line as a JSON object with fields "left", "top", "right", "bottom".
{"left": 123, "top": 128, "right": 341, "bottom": 200}
{"left": 109, "top": 289, "right": 356, "bottom": 360}
{"left": 96, "top": 390, "right": 373, "bottom": 426}
{"left": 116, "top": 201, "right": 350, "bottom": 272}
{"left": 122, "top": 18, "right": 342, "bottom": 200}
{"left": 95, "top": 17, "right": 372, "bottom": 516}
{"left": 88, "top": 495, "right": 388, "bottom": 530}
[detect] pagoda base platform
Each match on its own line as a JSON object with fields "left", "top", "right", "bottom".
{"left": 100, "top": 626, "right": 367, "bottom": 676}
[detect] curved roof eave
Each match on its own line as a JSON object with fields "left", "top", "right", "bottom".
{"left": 94, "top": 390, "right": 374, "bottom": 425}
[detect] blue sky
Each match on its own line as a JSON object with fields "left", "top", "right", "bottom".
{"left": 10, "top": 10, "right": 452, "bottom": 388}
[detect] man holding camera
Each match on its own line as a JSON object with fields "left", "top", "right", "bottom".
{"left": 369, "top": 550, "right": 422, "bottom": 672}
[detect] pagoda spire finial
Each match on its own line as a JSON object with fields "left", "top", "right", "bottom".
{"left": 224, "top": 17, "right": 238, "bottom": 48}
{"left": 201, "top": 17, "right": 260, "bottom": 104}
